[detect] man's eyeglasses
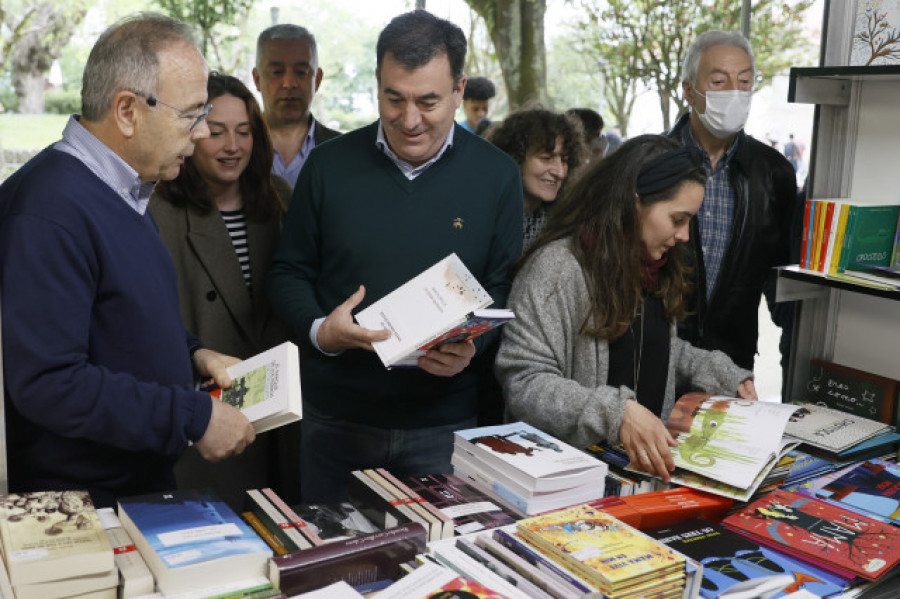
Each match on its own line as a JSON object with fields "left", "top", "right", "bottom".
{"left": 132, "top": 91, "right": 212, "bottom": 132}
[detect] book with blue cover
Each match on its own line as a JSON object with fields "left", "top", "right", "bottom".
{"left": 117, "top": 489, "right": 272, "bottom": 595}
{"left": 811, "top": 458, "right": 900, "bottom": 525}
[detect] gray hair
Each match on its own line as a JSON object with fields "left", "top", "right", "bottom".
{"left": 681, "top": 30, "right": 755, "bottom": 85}
{"left": 256, "top": 24, "right": 318, "bottom": 68}
{"left": 81, "top": 13, "right": 198, "bottom": 122}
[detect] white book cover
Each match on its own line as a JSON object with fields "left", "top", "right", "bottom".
{"left": 209, "top": 341, "right": 301, "bottom": 434}
{"left": 96, "top": 507, "right": 155, "bottom": 598}
{"left": 453, "top": 422, "right": 606, "bottom": 493}
{"left": 850, "top": 0, "right": 900, "bottom": 66}
{"left": 784, "top": 402, "right": 893, "bottom": 452}
{"left": 354, "top": 253, "right": 493, "bottom": 368}
{"left": 664, "top": 395, "right": 802, "bottom": 490}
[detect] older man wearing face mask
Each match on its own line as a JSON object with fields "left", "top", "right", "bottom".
{"left": 666, "top": 30, "right": 797, "bottom": 374}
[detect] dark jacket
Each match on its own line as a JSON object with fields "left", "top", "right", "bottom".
{"left": 667, "top": 113, "right": 797, "bottom": 370}
{"left": 313, "top": 115, "right": 341, "bottom": 145}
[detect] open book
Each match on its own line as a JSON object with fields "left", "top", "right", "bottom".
{"left": 354, "top": 254, "right": 513, "bottom": 368}
{"left": 208, "top": 341, "right": 302, "bottom": 434}
{"left": 635, "top": 393, "right": 802, "bottom": 501}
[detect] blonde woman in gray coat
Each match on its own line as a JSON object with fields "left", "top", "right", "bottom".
{"left": 496, "top": 135, "right": 755, "bottom": 483}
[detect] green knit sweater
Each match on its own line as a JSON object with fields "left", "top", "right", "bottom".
{"left": 267, "top": 122, "right": 523, "bottom": 428}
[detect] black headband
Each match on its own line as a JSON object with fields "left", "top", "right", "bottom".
{"left": 635, "top": 146, "right": 703, "bottom": 196}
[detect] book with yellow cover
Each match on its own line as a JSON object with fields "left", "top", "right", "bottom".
{"left": 516, "top": 503, "right": 684, "bottom": 592}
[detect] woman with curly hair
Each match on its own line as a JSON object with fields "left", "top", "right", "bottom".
{"left": 488, "top": 108, "right": 587, "bottom": 249}
{"left": 496, "top": 135, "right": 756, "bottom": 482}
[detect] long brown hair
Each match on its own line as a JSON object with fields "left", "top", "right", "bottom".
{"left": 155, "top": 72, "right": 283, "bottom": 219}
{"left": 520, "top": 134, "right": 706, "bottom": 340}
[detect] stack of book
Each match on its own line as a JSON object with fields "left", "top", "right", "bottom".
{"left": 794, "top": 458, "right": 900, "bottom": 526}
{"left": 399, "top": 472, "right": 519, "bottom": 535}
{"left": 96, "top": 506, "right": 155, "bottom": 598}
{"left": 584, "top": 442, "right": 662, "bottom": 496}
{"left": 242, "top": 488, "right": 322, "bottom": 554}
{"left": 516, "top": 503, "right": 687, "bottom": 598}
{"left": 798, "top": 199, "right": 899, "bottom": 279}
{"left": 0, "top": 490, "right": 117, "bottom": 599}
{"left": 450, "top": 422, "right": 608, "bottom": 515}
{"left": 117, "top": 489, "right": 274, "bottom": 597}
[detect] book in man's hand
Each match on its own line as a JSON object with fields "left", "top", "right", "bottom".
{"left": 354, "top": 253, "right": 513, "bottom": 368}
{"left": 207, "top": 340, "right": 302, "bottom": 433}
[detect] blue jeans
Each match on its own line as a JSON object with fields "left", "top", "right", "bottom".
{"left": 300, "top": 402, "right": 476, "bottom": 503}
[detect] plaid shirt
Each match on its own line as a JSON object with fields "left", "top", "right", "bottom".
{"left": 679, "top": 126, "right": 740, "bottom": 301}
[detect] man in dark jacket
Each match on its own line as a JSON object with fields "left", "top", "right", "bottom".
{"left": 667, "top": 30, "right": 797, "bottom": 373}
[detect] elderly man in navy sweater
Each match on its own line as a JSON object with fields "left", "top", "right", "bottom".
{"left": 268, "top": 10, "right": 523, "bottom": 503}
{"left": 0, "top": 13, "right": 255, "bottom": 508}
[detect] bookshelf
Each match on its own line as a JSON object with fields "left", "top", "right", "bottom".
{"left": 778, "top": 1, "right": 900, "bottom": 403}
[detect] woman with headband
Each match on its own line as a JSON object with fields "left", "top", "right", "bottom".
{"left": 495, "top": 134, "right": 756, "bottom": 482}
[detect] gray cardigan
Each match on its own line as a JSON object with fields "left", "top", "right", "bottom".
{"left": 495, "top": 238, "right": 752, "bottom": 449}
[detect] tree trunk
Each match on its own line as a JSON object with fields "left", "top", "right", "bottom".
{"left": 466, "top": 0, "right": 548, "bottom": 112}
{"left": 13, "top": 71, "right": 45, "bottom": 114}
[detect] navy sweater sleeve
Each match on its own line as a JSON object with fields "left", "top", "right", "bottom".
{"left": 0, "top": 152, "right": 212, "bottom": 461}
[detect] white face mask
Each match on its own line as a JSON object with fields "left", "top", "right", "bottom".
{"left": 692, "top": 88, "right": 752, "bottom": 139}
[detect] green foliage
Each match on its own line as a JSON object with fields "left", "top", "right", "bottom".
{"left": 566, "top": 0, "right": 817, "bottom": 133}
{"left": 155, "top": 0, "right": 254, "bottom": 71}
{"left": 43, "top": 88, "right": 81, "bottom": 114}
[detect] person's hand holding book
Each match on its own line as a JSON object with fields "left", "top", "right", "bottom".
{"left": 418, "top": 341, "right": 476, "bottom": 377}
{"left": 318, "top": 285, "right": 391, "bottom": 353}
{"left": 619, "top": 399, "right": 677, "bottom": 482}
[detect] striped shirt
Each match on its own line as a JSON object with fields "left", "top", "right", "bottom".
{"left": 220, "top": 209, "right": 251, "bottom": 290}
{"left": 679, "top": 126, "right": 740, "bottom": 301}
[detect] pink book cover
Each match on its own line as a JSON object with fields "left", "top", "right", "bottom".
{"left": 723, "top": 488, "right": 900, "bottom": 581}
{"left": 261, "top": 487, "right": 324, "bottom": 546}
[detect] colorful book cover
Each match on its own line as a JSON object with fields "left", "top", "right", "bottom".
{"left": 837, "top": 204, "right": 900, "bottom": 273}
{"left": 818, "top": 200, "right": 836, "bottom": 272}
{"left": 453, "top": 421, "right": 607, "bottom": 493}
{"left": 813, "top": 459, "right": 900, "bottom": 524}
{"left": 663, "top": 393, "right": 800, "bottom": 490}
{"left": 723, "top": 489, "right": 900, "bottom": 581}
{"left": 376, "top": 561, "right": 509, "bottom": 599}
{"left": 812, "top": 200, "right": 827, "bottom": 273}
{"left": 517, "top": 503, "right": 684, "bottom": 588}
{"left": 646, "top": 518, "right": 849, "bottom": 599}
{"left": 784, "top": 403, "right": 892, "bottom": 453}
{"left": 400, "top": 473, "right": 517, "bottom": 535}
{"left": 829, "top": 203, "right": 852, "bottom": 274}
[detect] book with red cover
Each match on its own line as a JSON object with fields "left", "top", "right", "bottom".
{"left": 268, "top": 522, "right": 427, "bottom": 596}
{"left": 722, "top": 489, "right": 900, "bottom": 581}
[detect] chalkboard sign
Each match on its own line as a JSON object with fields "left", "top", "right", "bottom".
{"left": 804, "top": 359, "right": 899, "bottom": 429}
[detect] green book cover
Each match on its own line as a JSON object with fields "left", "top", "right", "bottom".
{"left": 837, "top": 204, "right": 900, "bottom": 272}
{"left": 891, "top": 210, "right": 900, "bottom": 269}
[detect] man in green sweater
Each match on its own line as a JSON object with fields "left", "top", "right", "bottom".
{"left": 267, "top": 10, "right": 523, "bottom": 502}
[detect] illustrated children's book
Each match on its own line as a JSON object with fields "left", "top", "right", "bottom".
{"left": 783, "top": 403, "right": 892, "bottom": 454}
{"left": 354, "top": 253, "right": 510, "bottom": 368}
{"left": 453, "top": 421, "right": 608, "bottom": 494}
{"left": 723, "top": 489, "right": 900, "bottom": 582}
{"left": 117, "top": 489, "right": 272, "bottom": 595}
{"left": 649, "top": 393, "right": 801, "bottom": 501}
{"left": 207, "top": 340, "right": 302, "bottom": 434}
{"left": 517, "top": 503, "right": 685, "bottom": 595}
{"left": 809, "top": 459, "right": 900, "bottom": 525}
{"left": 851, "top": 0, "right": 900, "bottom": 66}
{"left": 646, "top": 517, "right": 850, "bottom": 599}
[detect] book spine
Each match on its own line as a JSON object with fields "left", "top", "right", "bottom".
{"left": 376, "top": 468, "right": 455, "bottom": 540}
{"left": 829, "top": 204, "right": 851, "bottom": 274}
{"left": 268, "top": 523, "right": 427, "bottom": 596}
{"left": 492, "top": 529, "right": 595, "bottom": 596}
{"left": 837, "top": 205, "right": 860, "bottom": 273}
{"left": 818, "top": 200, "right": 836, "bottom": 272}
{"left": 260, "top": 487, "right": 324, "bottom": 546}
{"left": 246, "top": 489, "right": 311, "bottom": 551}
{"left": 242, "top": 511, "right": 289, "bottom": 555}
{"left": 347, "top": 470, "right": 418, "bottom": 531}
{"left": 103, "top": 524, "right": 156, "bottom": 598}
{"left": 800, "top": 198, "right": 812, "bottom": 269}
{"left": 363, "top": 469, "right": 441, "bottom": 542}
{"left": 455, "top": 537, "right": 555, "bottom": 599}
{"left": 475, "top": 534, "right": 583, "bottom": 599}
{"left": 452, "top": 460, "right": 529, "bottom": 516}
